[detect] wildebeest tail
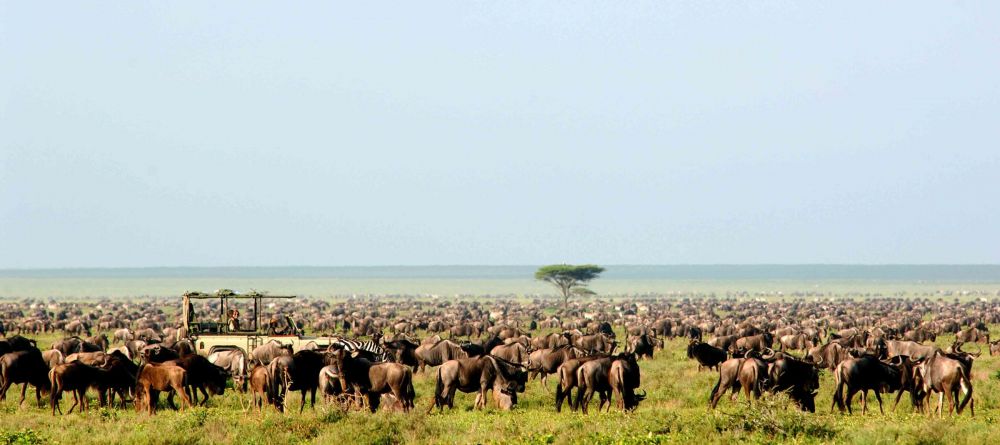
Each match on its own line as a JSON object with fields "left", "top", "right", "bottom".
{"left": 426, "top": 367, "right": 444, "bottom": 413}
{"left": 402, "top": 368, "right": 415, "bottom": 409}
{"left": 956, "top": 367, "right": 973, "bottom": 414}
{"left": 709, "top": 373, "right": 722, "bottom": 405}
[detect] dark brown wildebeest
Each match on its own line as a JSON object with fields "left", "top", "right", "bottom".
{"left": 575, "top": 355, "right": 615, "bottom": 414}
{"left": 915, "top": 350, "right": 974, "bottom": 417}
{"left": 382, "top": 339, "right": 420, "bottom": 372}
{"left": 779, "top": 333, "right": 817, "bottom": 351}
{"left": 208, "top": 349, "right": 249, "bottom": 391}
{"left": 63, "top": 320, "right": 91, "bottom": 337}
{"left": 903, "top": 328, "right": 937, "bottom": 343}
{"left": 687, "top": 341, "right": 727, "bottom": 371}
{"left": 135, "top": 363, "right": 191, "bottom": 414}
{"left": 489, "top": 342, "right": 529, "bottom": 366}
{"left": 531, "top": 332, "right": 571, "bottom": 350}
{"left": 804, "top": 342, "right": 850, "bottom": 370}
{"left": 459, "top": 335, "right": 503, "bottom": 358}
{"left": 707, "top": 335, "right": 738, "bottom": 353}
{"left": 768, "top": 356, "right": 820, "bottom": 412}
{"left": 709, "top": 357, "right": 745, "bottom": 409}
{"left": 48, "top": 361, "right": 110, "bottom": 415}
{"left": 85, "top": 334, "right": 109, "bottom": 352}
{"left": 609, "top": 353, "right": 645, "bottom": 411}
{"left": 427, "top": 355, "right": 527, "bottom": 412}
{"left": 574, "top": 333, "right": 616, "bottom": 355}
{"left": 554, "top": 354, "right": 605, "bottom": 412}
{"left": 250, "top": 340, "right": 293, "bottom": 366}
{"left": 831, "top": 355, "right": 912, "bottom": 415}
{"left": 267, "top": 350, "right": 326, "bottom": 413}
{"left": 141, "top": 344, "right": 180, "bottom": 364}
{"left": 414, "top": 339, "right": 468, "bottom": 373}
{"left": 328, "top": 348, "right": 415, "bottom": 412}
{"left": 100, "top": 350, "right": 138, "bottom": 408}
{"left": 735, "top": 333, "right": 774, "bottom": 352}
{"left": 0, "top": 348, "right": 52, "bottom": 406}
{"left": 526, "top": 345, "right": 582, "bottom": 387}
{"left": 625, "top": 334, "right": 654, "bottom": 360}
{"left": 164, "top": 354, "right": 227, "bottom": 407}
{"left": 955, "top": 327, "right": 989, "bottom": 344}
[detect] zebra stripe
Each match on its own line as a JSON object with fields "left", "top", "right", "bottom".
{"left": 332, "top": 337, "right": 393, "bottom": 362}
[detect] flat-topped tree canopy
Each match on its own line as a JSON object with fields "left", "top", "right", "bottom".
{"left": 182, "top": 289, "right": 296, "bottom": 299}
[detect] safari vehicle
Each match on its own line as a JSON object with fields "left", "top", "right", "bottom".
{"left": 182, "top": 289, "right": 331, "bottom": 357}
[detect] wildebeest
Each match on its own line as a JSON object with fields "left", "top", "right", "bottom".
{"left": 427, "top": 355, "right": 527, "bottom": 412}
{"left": 885, "top": 340, "right": 939, "bottom": 361}
{"left": 778, "top": 333, "right": 817, "bottom": 351}
{"left": 831, "top": 355, "right": 912, "bottom": 415}
{"left": 268, "top": 350, "right": 326, "bottom": 413}
{"left": 574, "top": 333, "right": 616, "bottom": 355}
{"left": 768, "top": 356, "right": 820, "bottom": 412}
{"left": 414, "top": 339, "right": 468, "bottom": 373}
{"left": 609, "top": 354, "right": 645, "bottom": 411}
{"left": 48, "top": 361, "right": 110, "bottom": 415}
{"left": 915, "top": 350, "right": 974, "bottom": 417}
{"left": 709, "top": 357, "right": 767, "bottom": 409}
{"left": 135, "top": 363, "right": 191, "bottom": 414}
{"left": 625, "top": 334, "right": 654, "bottom": 360}
{"left": 735, "top": 333, "right": 774, "bottom": 352}
{"left": 251, "top": 340, "right": 293, "bottom": 366}
{"left": 955, "top": 327, "right": 990, "bottom": 344}
{"left": 526, "top": 345, "right": 582, "bottom": 387}
{"left": 0, "top": 348, "right": 52, "bottom": 406}
{"left": 804, "top": 342, "right": 850, "bottom": 370}
{"left": 554, "top": 354, "right": 604, "bottom": 412}
{"left": 208, "top": 349, "right": 249, "bottom": 391}
{"left": 164, "top": 354, "right": 227, "bottom": 406}
{"left": 687, "top": 340, "right": 727, "bottom": 371}
{"left": 328, "top": 348, "right": 415, "bottom": 412}
{"left": 707, "top": 335, "right": 738, "bottom": 353}
{"left": 249, "top": 365, "right": 276, "bottom": 412}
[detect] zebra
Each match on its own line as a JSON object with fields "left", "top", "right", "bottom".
{"left": 329, "top": 335, "right": 393, "bottom": 362}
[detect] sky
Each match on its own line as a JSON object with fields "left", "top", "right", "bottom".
{"left": 1, "top": 2, "right": 999, "bottom": 268}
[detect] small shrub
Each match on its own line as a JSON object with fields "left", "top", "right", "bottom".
{"left": 0, "top": 429, "right": 45, "bottom": 445}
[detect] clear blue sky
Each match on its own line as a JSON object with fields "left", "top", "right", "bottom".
{"left": 2, "top": 2, "right": 998, "bottom": 268}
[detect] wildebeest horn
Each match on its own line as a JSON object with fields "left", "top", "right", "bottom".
{"left": 636, "top": 389, "right": 647, "bottom": 400}
{"left": 971, "top": 344, "right": 982, "bottom": 357}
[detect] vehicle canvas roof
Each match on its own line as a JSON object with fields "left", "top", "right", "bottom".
{"left": 182, "top": 290, "right": 296, "bottom": 299}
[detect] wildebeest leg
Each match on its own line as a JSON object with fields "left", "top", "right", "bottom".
{"left": 845, "top": 388, "right": 856, "bottom": 415}
{"left": 581, "top": 387, "right": 594, "bottom": 414}
{"left": 81, "top": 388, "right": 91, "bottom": 413}
{"left": 860, "top": 390, "right": 867, "bottom": 415}
{"left": 311, "top": 387, "right": 317, "bottom": 410}
{"left": 149, "top": 389, "right": 160, "bottom": 414}
{"left": 874, "top": 390, "right": 884, "bottom": 415}
{"left": 166, "top": 391, "right": 177, "bottom": 410}
{"left": 67, "top": 390, "right": 79, "bottom": 414}
{"left": 199, "top": 386, "right": 210, "bottom": 406}
{"left": 892, "top": 389, "right": 905, "bottom": 412}
{"left": 937, "top": 392, "right": 944, "bottom": 418}
{"left": 18, "top": 383, "right": 28, "bottom": 406}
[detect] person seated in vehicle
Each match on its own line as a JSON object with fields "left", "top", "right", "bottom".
{"left": 228, "top": 308, "right": 241, "bottom": 331}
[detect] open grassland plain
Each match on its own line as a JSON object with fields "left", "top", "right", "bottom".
{"left": 0, "top": 329, "right": 999, "bottom": 445}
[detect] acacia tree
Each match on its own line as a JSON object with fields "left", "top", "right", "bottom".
{"left": 534, "top": 264, "right": 605, "bottom": 308}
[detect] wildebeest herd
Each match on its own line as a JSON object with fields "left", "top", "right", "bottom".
{"left": 0, "top": 291, "right": 997, "bottom": 419}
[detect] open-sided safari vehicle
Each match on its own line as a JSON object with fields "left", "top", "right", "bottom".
{"left": 182, "top": 289, "right": 331, "bottom": 357}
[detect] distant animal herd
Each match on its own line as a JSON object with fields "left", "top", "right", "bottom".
{"left": 0, "top": 289, "right": 998, "bottom": 417}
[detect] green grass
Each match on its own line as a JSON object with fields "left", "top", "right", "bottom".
{"left": 2, "top": 329, "right": 999, "bottom": 444}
